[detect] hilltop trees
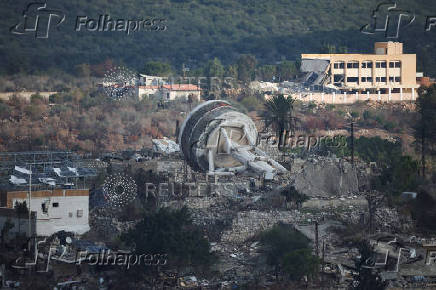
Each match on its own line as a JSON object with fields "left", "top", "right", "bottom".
{"left": 143, "top": 61, "right": 173, "bottom": 77}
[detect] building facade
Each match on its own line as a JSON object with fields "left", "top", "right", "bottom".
{"left": 3, "top": 189, "right": 90, "bottom": 236}
{"left": 301, "top": 42, "right": 419, "bottom": 101}
{"left": 159, "top": 84, "right": 201, "bottom": 101}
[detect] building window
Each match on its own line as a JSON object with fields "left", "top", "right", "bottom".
{"left": 361, "top": 77, "right": 366, "bottom": 82}
{"left": 347, "top": 62, "right": 359, "bottom": 69}
{"left": 362, "top": 61, "right": 373, "bottom": 68}
{"left": 381, "top": 77, "right": 386, "bottom": 82}
{"left": 389, "top": 77, "right": 394, "bottom": 82}
{"left": 395, "top": 77, "right": 401, "bottom": 82}
{"left": 367, "top": 77, "right": 373, "bottom": 82}
{"left": 334, "top": 62, "right": 345, "bottom": 69}
{"left": 376, "top": 77, "right": 387, "bottom": 83}
{"left": 389, "top": 61, "right": 401, "bottom": 68}
{"left": 41, "top": 201, "right": 49, "bottom": 214}
{"left": 69, "top": 212, "right": 73, "bottom": 218}
{"left": 376, "top": 61, "right": 387, "bottom": 68}
{"left": 334, "top": 74, "right": 344, "bottom": 82}
{"left": 53, "top": 202, "right": 59, "bottom": 207}
{"left": 347, "top": 77, "right": 359, "bottom": 82}
{"left": 77, "top": 209, "right": 83, "bottom": 218}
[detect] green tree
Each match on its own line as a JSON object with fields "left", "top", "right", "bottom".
{"left": 225, "top": 64, "right": 238, "bottom": 79}
{"left": 121, "top": 207, "right": 215, "bottom": 269}
{"left": 204, "top": 57, "right": 224, "bottom": 78}
{"left": 414, "top": 84, "right": 436, "bottom": 177}
{"left": 1, "top": 219, "right": 14, "bottom": 247}
{"left": 277, "top": 60, "right": 298, "bottom": 81}
{"left": 257, "top": 65, "right": 277, "bottom": 82}
{"left": 237, "top": 54, "right": 257, "bottom": 83}
{"left": 263, "top": 94, "right": 296, "bottom": 149}
{"left": 75, "top": 63, "right": 91, "bottom": 78}
{"left": 282, "top": 248, "right": 319, "bottom": 281}
{"left": 281, "top": 185, "right": 309, "bottom": 209}
{"left": 143, "top": 61, "right": 173, "bottom": 76}
{"left": 260, "top": 223, "right": 318, "bottom": 281}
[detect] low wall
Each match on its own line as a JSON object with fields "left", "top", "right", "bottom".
{"left": 0, "top": 92, "right": 57, "bottom": 101}
{"left": 293, "top": 92, "right": 415, "bottom": 104}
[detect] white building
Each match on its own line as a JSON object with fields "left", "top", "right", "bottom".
{"left": 138, "top": 74, "right": 166, "bottom": 86}
{"left": 159, "top": 84, "right": 201, "bottom": 101}
{"left": 137, "top": 85, "right": 160, "bottom": 99}
{"left": 3, "top": 189, "right": 90, "bottom": 236}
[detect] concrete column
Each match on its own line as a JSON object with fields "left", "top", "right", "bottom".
{"left": 333, "top": 92, "right": 335, "bottom": 103}
{"left": 412, "top": 88, "right": 415, "bottom": 100}
{"left": 367, "top": 91, "right": 370, "bottom": 100}
{"left": 299, "top": 93, "right": 302, "bottom": 99}
{"left": 344, "top": 92, "right": 347, "bottom": 103}
{"left": 378, "top": 90, "right": 381, "bottom": 101}
{"left": 309, "top": 93, "right": 313, "bottom": 102}
{"left": 322, "top": 92, "right": 325, "bottom": 103}
{"left": 400, "top": 88, "right": 403, "bottom": 101}
{"left": 372, "top": 61, "right": 376, "bottom": 86}
{"left": 344, "top": 61, "right": 348, "bottom": 87}
{"left": 388, "top": 87, "right": 391, "bottom": 102}
{"left": 331, "top": 63, "right": 334, "bottom": 85}
{"left": 355, "top": 91, "right": 359, "bottom": 101}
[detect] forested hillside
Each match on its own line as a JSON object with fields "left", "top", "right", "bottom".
{"left": 1, "top": 0, "right": 436, "bottom": 76}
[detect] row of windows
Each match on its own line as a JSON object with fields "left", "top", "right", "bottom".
{"left": 346, "top": 77, "right": 401, "bottom": 83}
{"left": 333, "top": 61, "right": 402, "bottom": 69}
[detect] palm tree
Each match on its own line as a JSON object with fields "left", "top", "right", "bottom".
{"left": 263, "top": 94, "right": 296, "bottom": 150}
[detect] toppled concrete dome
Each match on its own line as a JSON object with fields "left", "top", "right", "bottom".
{"left": 179, "top": 100, "right": 287, "bottom": 179}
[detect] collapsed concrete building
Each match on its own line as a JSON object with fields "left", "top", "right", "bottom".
{"left": 179, "top": 100, "right": 287, "bottom": 180}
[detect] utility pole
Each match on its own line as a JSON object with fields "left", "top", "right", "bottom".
{"left": 315, "top": 221, "right": 319, "bottom": 258}
{"left": 365, "top": 191, "right": 383, "bottom": 235}
{"left": 28, "top": 165, "right": 32, "bottom": 251}
{"left": 351, "top": 121, "right": 354, "bottom": 167}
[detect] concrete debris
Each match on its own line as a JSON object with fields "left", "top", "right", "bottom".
{"left": 152, "top": 137, "right": 180, "bottom": 154}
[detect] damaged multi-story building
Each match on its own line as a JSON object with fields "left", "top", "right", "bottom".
{"left": 300, "top": 42, "right": 420, "bottom": 102}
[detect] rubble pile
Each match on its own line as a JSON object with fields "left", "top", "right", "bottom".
{"left": 89, "top": 208, "right": 138, "bottom": 240}
{"left": 221, "top": 210, "right": 296, "bottom": 243}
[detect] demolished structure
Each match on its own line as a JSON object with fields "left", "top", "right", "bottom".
{"left": 179, "top": 100, "right": 287, "bottom": 180}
